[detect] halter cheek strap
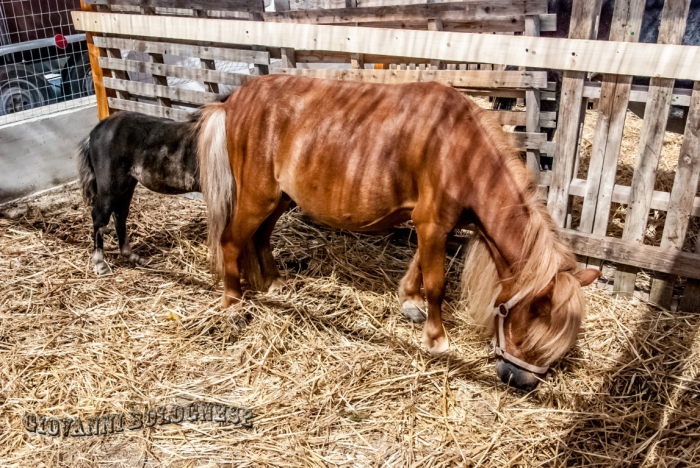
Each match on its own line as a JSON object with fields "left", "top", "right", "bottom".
{"left": 493, "top": 290, "right": 549, "bottom": 375}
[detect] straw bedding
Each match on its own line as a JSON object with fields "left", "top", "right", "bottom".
{"left": 1, "top": 173, "right": 699, "bottom": 466}
{"left": 1, "top": 102, "right": 698, "bottom": 467}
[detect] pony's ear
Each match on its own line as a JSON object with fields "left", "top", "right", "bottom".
{"left": 574, "top": 269, "right": 602, "bottom": 287}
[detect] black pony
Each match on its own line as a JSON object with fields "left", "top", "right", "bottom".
{"left": 78, "top": 111, "right": 202, "bottom": 274}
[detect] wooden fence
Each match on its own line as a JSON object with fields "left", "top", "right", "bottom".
{"left": 72, "top": 0, "right": 700, "bottom": 310}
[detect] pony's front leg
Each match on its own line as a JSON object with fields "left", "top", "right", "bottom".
{"left": 415, "top": 223, "right": 449, "bottom": 356}
{"left": 399, "top": 250, "right": 427, "bottom": 323}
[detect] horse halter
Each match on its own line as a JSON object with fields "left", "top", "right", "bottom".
{"left": 493, "top": 290, "right": 549, "bottom": 375}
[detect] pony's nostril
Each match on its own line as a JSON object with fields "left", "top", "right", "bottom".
{"left": 496, "top": 359, "right": 540, "bottom": 391}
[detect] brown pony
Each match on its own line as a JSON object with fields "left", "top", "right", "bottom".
{"left": 196, "top": 74, "right": 600, "bottom": 390}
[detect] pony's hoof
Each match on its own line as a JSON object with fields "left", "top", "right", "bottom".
{"left": 267, "top": 278, "right": 286, "bottom": 294}
{"left": 94, "top": 261, "right": 112, "bottom": 275}
{"left": 402, "top": 300, "right": 427, "bottom": 323}
{"left": 422, "top": 331, "right": 449, "bottom": 357}
{"left": 129, "top": 253, "right": 145, "bottom": 266}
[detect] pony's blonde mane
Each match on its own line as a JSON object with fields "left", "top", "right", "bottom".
{"left": 460, "top": 102, "right": 583, "bottom": 365}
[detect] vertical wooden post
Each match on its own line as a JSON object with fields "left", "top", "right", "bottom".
{"left": 650, "top": 81, "right": 700, "bottom": 308}
{"left": 547, "top": 0, "right": 603, "bottom": 226}
{"left": 524, "top": 15, "right": 541, "bottom": 182}
{"left": 680, "top": 231, "right": 700, "bottom": 312}
{"left": 80, "top": 0, "right": 110, "bottom": 120}
{"left": 428, "top": 18, "right": 443, "bottom": 70}
{"left": 614, "top": 0, "right": 691, "bottom": 297}
{"left": 281, "top": 47, "right": 296, "bottom": 68}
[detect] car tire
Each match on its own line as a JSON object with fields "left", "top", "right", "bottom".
{"left": 0, "top": 64, "right": 48, "bottom": 116}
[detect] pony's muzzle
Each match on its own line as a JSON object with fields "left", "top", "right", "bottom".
{"left": 495, "top": 359, "right": 542, "bottom": 391}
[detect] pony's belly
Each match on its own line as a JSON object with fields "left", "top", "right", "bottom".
{"left": 287, "top": 190, "right": 414, "bottom": 231}
{"left": 307, "top": 206, "right": 414, "bottom": 232}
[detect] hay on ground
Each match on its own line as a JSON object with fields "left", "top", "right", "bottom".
{"left": 1, "top": 184, "right": 699, "bottom": 467}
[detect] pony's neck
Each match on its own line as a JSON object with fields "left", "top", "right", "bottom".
{"left": 470, "top": 156, "right": 543, "bottom": 285}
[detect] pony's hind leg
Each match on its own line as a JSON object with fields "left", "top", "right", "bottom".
{"left": 91, "top": 200, "right": 113, "bottom": 275}
{"left": 399, "top": 250, "right": 427, "bottom": 323}
{"left": 112, "top": 182, "right": 143, "bottom": 266}
{"left": 220, "top": 197, "right": 282, "bottom": 307}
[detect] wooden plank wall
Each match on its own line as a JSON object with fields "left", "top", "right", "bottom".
{"left": 74, "top": 0, "right": 700, "bottom": 308}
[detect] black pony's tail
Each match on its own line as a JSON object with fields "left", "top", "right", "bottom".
{"left": 77, "top": 137, "right": 96, "bottom": 205}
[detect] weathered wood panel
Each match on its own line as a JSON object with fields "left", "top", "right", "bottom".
{"left": 98, "top": 56, "right": 253, "bottom": 86}
{"left": 579, "top": 0, "right": 645, "bottom": 237}
{"left": 93, "top": 36, "right": 270, "bottom": 64}
{"left": 108, "top": 97, "right": 191, "bottom": 120}
{"left": 273, "top": 68, "right": 548, "bottom": 88}
{"left": 650, "top": 81, "right": 700, "bottom": 307}
{"left": 264, "top": 0, "right": 548, "bottom": 25}
{"left": 84, "top": 0, "right": 264, "bottom": 12}
{"left": 103, "top": 77, "right": 220, "bottom": 104}
{"left": 547, "top": 0, "right": 603, "bottom": 227}
{"left": 71, "top": 12, "right": 700, "bottom": 81}
{"left": 583, "top": 82, "right": 692, "bottom": 107}
{"left": 614, "top": 0, "right": 691, "bottom": 297}
{"left": 559, "top": 229, "right": 700, "bottom": 280}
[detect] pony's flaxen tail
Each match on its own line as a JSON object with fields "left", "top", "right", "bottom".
{"left": 77, "top": 137, "right": 96, "bottom": 205}
{"left": 196, "top": 102, "right": 233, "bottom": 279}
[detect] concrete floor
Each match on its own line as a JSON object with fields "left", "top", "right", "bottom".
{"left": 0, "top": 105, "right": 98, "bottom": 204}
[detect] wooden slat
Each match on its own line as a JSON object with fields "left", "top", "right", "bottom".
{"left": 84, "top": 0, "right": 264, "bottom": 12}
{"left": 108, "top": 97, "right": 191, "bottom": 120}
{"left": 71, "top": 12, "right": 700, "bottom": 81}
{"left": 92, "top": 36, "right": 270, "bottom": 65}
{"left": 583, "top": 82, "right": 692, "bottom": 107}
{"left": 488, "top": 110, "right": 555, "bottom": 128}
{"left": 272, "top": 68, "right": 547, "bottom": 88}
{"left": 506, "top": 132, "right": 548, "bottom": 152}
{"left": 559, "top": 229, "right": 700, "bottom": 280}
{"left": 546, "top": 0, "right": 602, "bottom": 227}
{"left": 103, "top": 77, "right": 220, "bottom": 104}
{"left": 98, "top": 56, "right": 253, "bottom": 86}
{"left": 614, "top": 0, "right": 692, "bottom": 297}
{"left": 264, "top": 0, "right": 548, "bottom": 24}
{"left": 650, "top": 81, "right": 700, "bottom": 308}
{"left": 567, "top": 178, "right": 700, "bottom": 217}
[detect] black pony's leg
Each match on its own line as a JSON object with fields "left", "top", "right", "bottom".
{"left": 92, "top": 197, "right": 114, "bottom": 275}
{"left": 112, "top": 181, "right": 142, "bottom": 265}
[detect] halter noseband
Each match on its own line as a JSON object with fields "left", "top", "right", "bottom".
{"left": 493, "top": 290, "right": 549, "bottom": 375}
